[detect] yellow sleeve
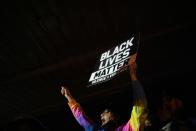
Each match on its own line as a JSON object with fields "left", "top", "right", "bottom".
{"left": 130, "top": 105, "right": 145, "bottom": 131}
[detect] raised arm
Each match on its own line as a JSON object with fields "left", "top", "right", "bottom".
{"left": 61, "top": 87, "right": 95, "bottom": 131}
{"left": 128, "top": 54, "right": 147, "bottom": 107}
{"left": 116, "top": 54, "right": 148, "bottom": 131}
{"left": 129, "top": 54, "right": 148, "bottom": 131}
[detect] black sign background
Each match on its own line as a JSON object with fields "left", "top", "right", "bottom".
{"left": 88, "top": 34, "right": 139, "bottom": 87}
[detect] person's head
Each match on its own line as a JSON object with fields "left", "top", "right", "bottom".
{"left": 100, "top": 108, "right": 119, "bottom": 126}
{"left": 138, "top": 108, "right": 152, "bottom": 129}
{"left": 157, "top": 95, "right": 184, "bottom": 122}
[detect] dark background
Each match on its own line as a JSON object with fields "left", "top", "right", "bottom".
{"left": 0, "top": 0, "right": 195, "bottom": 130}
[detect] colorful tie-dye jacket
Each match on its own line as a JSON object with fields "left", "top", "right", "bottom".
{"left": 68, "top": 80, "right": 147, "bottom": 131}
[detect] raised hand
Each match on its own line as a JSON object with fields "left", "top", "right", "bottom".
{"left": 61, "top": 86, "right": 74, "bottom": 102}
{"left": 128, "top": 54, "right": 138, "bottom": 81}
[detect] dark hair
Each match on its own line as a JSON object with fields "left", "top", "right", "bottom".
{"left": 100, "top": 109, "right": 120, "bottom": 131}
{"left": 102, "top": 108, "right": 120, "bottom": 122}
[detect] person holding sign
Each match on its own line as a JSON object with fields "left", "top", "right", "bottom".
{"left": 61, "top": 54, "right": 149, "bottom": 131}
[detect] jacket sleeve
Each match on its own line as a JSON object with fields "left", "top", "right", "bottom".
{"left": 68, "top": 99, "right": 96, "bottom": 131}
{"left": 116, "top": 80, "right": 147, "bottom": 131}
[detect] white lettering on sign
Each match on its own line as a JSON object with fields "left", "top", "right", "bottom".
{"left": 88, "top": 37, "right": 136, "bottom": 86}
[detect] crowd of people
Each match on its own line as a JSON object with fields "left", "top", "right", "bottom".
{"left": 3, "top": 55, "right": 196, "bottom": 131}
{"left": 60, "top": 54, "right": 196, "bottom": 131}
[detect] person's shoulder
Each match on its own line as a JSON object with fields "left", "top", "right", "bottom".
{"left": 186, "top": 117, "right": 196, "bottom": 131}
{"left": 171, "top": 119, "right": 196, "bottom": 131}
